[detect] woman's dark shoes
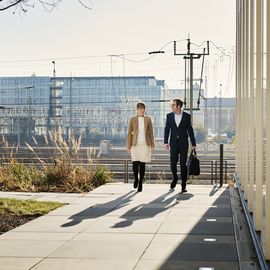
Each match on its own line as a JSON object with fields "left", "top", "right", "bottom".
{"left": 181, "top": 184, "right": 187, "bottom": 193}
{"left": 170, "top": 179, "right": 177, "bottom": 189}
{"left": 137, "top": 181, "right": 143, "bottom": 192}
{"left": 133, "top": 180, "right": 138, "bottom": 189}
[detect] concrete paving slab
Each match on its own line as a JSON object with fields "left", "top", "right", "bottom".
{"left": 0, "top": 191, "right": 83, "bottom": 204}
{"left": 142, "top": 234, "right": 238, "bottom": 261}
{"left": 12, "top": 215, "right": 97, "bottom": 232}
{"left": 135, "top": 259, "right": 239, "bottom": 270}
{"left": 164, "top": 215, "right": 232, "bottom": 223}
{"left": 46, "top": 204, "right": 94, "bottom": 216}
{"left": 173, "top": 200, "right": 231, "bottom": 209}
{"left": 0, "top": 192, "right": 39, "bottom": 200}
{"left": 0, "top": 240, "right": 66, "bottom": 257}
{"left": 84, "top": 216, "right": 162, "bottom": 233}
{"left": 0, "top": 232, "right": 77, "bottom": 241}
{"left": 169, "top": 206, "right": 232, "bottom": 217}
{"left": 159, "top": 220, "right": 234, "bottom": 235}
{"left": 0, "top": 184, "right": 240, "bottom": 270}
{"left": 174, "top": 193, "right": 231, "bottom": 205}
{"left": 72, "top": 231, "right": 154, "bottom": 242}
{"left": 49, "top": 233, "right": 153, "bottom": 259}
{"left": 0, "top": 258, "right": 43, "bottom": 270}
{"left": 31, "top": 258, "right": 137, "bottom": 270}
{"left": 106, "top": 205, "right": 173, "bottom": 217}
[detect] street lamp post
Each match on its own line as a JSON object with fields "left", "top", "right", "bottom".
{"left": 26, "top": 86, "right": 34, "bottom": 144}
{"left": 52, "top": 61, "right": 56, "bottom": 77}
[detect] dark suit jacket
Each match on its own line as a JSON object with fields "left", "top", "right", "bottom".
{"left": 164, "top": 111, "right": 196, "bottom": 149}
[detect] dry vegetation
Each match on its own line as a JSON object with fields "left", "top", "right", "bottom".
{"left": 0, "top": 129, "right": 112, "bottom": 193}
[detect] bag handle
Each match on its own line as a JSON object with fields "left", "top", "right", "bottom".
{"left": 191, "top": 149, "right": 197, "bottom": 157}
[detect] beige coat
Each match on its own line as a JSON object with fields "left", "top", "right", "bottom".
{"left": 127, "top": 116, "right": 154, "bottom": 149}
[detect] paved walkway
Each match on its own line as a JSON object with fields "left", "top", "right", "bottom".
{"left": 0, "top": 184, "right": 238, "bottom": 270}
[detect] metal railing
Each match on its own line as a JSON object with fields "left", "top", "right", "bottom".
{"left": 234, "top": 175, "right": 269, "bottom": 270}
{"left": 1, "top": 157, "right": 233, "bottom": 184}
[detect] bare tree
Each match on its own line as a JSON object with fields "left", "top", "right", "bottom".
{"left": 0, "top": 0, "right": 93, "bottom": 12}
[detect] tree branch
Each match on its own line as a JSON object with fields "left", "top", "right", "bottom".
{"left": 0, "top": 0, "right": 93, "bottom": 12}
{"left": 0, "top": 0, "right": 24, "bottom": 11}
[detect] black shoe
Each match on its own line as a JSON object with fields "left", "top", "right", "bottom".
{"left": 133, "top": 180, "right": 138, "bottom": 189}
{"left": 170, "top": 179, "right": 177, "bottom": 189}
{"left": 137, "top": 184, "right": 142, "bottom": 192}
{"left": 181, "top": 189, "right": 187, "bottom": 193}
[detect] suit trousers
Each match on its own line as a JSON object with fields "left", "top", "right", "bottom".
{"left": 170, "top": 144, "right": 188, "bottom": 188}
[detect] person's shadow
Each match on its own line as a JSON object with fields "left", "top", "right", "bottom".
{"left": 61, "top": 190, "right": 137, "bottom": 227}
{"left": 111, "top": 191, "right": 194, "bottom": 228}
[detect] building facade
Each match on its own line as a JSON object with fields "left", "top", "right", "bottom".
{"left": 164, "top": 85, "right": 235, "bottom": 141}
{"left": 0, "top": 76, "right": 164, "bottom": 145}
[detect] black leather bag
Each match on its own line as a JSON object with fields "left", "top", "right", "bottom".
{"left": 187, "top": 149, "right": 200, "bottom": 176}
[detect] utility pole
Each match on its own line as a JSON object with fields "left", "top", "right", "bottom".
{"left": 69, "top": 75, "right": 73, "bottom": 148}
{"left": 218, "top": 83, "right": 222, "bottom": 138}
{"left": 203, "top": 74, "right": 208, "bottom": 155}
{"left": 173, "top": 39, "right": 209, "bottom": 124}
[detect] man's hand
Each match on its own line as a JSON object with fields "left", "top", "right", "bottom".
{"left": 127, "top": 148, "right": 131, "bottom": 154}
{"left": 164, "top": 144, "right": 169, "bottom": 151}
{"left": 192, "top": 146, "right": 196, "bottom": 150}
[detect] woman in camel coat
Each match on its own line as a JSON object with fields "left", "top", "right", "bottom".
{"left": 127, "top": 102, "right": 154, "bottom": 192}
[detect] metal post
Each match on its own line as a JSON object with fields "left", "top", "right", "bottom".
{"left": 215, "top": 160, "right": 218, "bottom": 184}
{"left": 17, "top": 116, "right": 20, "bottom": 147}
{"left": 26, "top": 86, "right": 33, "bottom": 144}
{"left": 225, "top": 160, "right": 228, "bottom": 183}
{"left": 173, "top": 39, "right": 209, "bottom": 123}
{"left": 52, "top": 61, "right": 56, "bottom": 77}
{"left": 17, "top": 85, "right": 20, "bottom": 147}
{"left": 190, "top": 55, "right": 193, "bottom": 124}
{"left": 69, "top": 76, "right": 73, "bottom": 154}
{"left": 218, "top": 84, "right": 222, "bottom": 137}
{"left": 220, "top": 143, "right": 224, "bottom": 187}
{"left": 211, "top": 160, "right": 213, "bottom": 185}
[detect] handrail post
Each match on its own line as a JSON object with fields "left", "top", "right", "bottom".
{"left": 211, "top": 160, "right": 213, "bottom": 185}
{"left": 215, "top": 160, "right": 218, "bottom": 184}
{"left": 220, "top": 143, "right": 224, "bottom": 187}
{"left": 225, "top": 160, "right": 228, "bottom": 183}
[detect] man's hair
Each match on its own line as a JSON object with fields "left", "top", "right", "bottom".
{"left": 137, "top": 102, "right": 145, "bottom": 109}
{"left": 173, "top": 98, "right": 184, "bottom": 108}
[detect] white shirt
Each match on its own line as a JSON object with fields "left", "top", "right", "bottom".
{"left": 174, "top": 111, "right": 183, "bottom": 127}
{"left": 137, "top": 117, "right": 145, "bottom": 143}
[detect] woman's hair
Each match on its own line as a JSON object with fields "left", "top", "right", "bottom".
{"left": 172, "top": 98, "right": 184, "bottom": 108}
{"left": 136, "top": 102, "right": 146, "bottom": 109}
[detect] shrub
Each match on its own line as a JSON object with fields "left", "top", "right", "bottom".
{"left": 0, "top": 131, "right": 112, "bottom": 193}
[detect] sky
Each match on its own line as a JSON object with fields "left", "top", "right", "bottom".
{"left": 0, "top": 0, "right": 236, "bottom": 97}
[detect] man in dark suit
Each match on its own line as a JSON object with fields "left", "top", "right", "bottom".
{"left": 164, "top": 98, "right": 196, "bottom": 193}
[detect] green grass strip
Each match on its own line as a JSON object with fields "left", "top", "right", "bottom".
{"left": 0, "top": 198, "right": 65, "bottom": 216}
